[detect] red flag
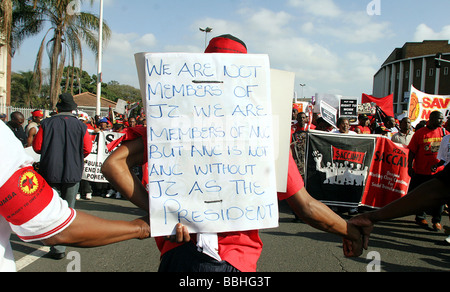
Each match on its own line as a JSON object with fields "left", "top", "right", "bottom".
{"left": 362, "top": 94, "right": 394, "bottom": 117}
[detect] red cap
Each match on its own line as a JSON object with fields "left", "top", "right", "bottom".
{"left": 205, "top": 35, "right": 247, "bottom": 54}
{"left": 32, "top": 110, "right": 44, "bottom": 117}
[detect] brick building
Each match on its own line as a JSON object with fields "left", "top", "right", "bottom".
{"left": 373, "top": 40, "right": 450, "bottom": 115}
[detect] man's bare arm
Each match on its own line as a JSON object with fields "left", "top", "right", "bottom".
{"left": 102, "top": 138, "right": 149, "bottom": 212}
{"left": 42, "top": 211, "right": 150, "bottom": 247}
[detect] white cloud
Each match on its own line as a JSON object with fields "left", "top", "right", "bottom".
{"left": 104, "top": 32, "right": 157, "bottom": 59}
{"left": 344, "top": 51, "right": 379, "bottom": 84}
{"left": 88, "top": 2, "right": 383, "bottom": 95}
{"left": 330, "top": 12, "right": 393, "bottom": 43}
{"left": 301, "top": 22, "right": 314, "bottom": 33}
{"left": 187, "top": 6, "right": 378, "bottom": 97}
{"left": 286, "top": 0, "right": 393, "bottom": 44}
{"left": 413, "top": 24, "right": 450, "bottom": 42}
{"left": 287, "top": 0, "right": 341, "bottom": 18}
{"left": 239, "top": 8, "right": 293, "bottom": 37}
{"left": 135, "top": 34, "right": 158, "bottom": 50}
{"left": 89, "top": 31, "right": 159, "bottom": 87}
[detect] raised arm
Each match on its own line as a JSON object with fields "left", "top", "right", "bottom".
{"left": 102, "top": 138, "right": 149, "bottom": 212}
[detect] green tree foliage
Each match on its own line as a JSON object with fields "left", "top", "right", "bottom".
{"left": 30, "top": 0, "right": 111, "bottom": 109}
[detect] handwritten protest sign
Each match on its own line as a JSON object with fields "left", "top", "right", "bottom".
{"left": 139, "top": 53, "right": 278, "bottom": 237}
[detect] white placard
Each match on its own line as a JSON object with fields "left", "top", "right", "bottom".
{"left": 270, "top": 69, "right": 295, "bottom": 193}
{"left": 82, "top": 131, "right": 124, "bottom": 183}
{"left": 141, "top": 53, "right": 279, "bottom": 237}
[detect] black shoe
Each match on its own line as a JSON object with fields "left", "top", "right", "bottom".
{"left": 48, "top": 252, "right": 66, "bottom": 260}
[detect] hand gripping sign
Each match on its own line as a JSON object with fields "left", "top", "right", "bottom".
{"left": 137, "top": 53, "right": 281, "bottom": 237}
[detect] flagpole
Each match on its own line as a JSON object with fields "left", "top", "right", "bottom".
{"left": 96, "top": 0, "right": 104, "bottom": 116}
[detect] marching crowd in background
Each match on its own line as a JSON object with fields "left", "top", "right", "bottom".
{"left": 291, "top": 106, "right": 450, "bottom": 243}
{"left": 1, "top": 93, "right": 150, "bottom": 260}
{"left": 2, "top": 99, "right": 147, "bottom": 203}
{"left": 3, "top": 98, "right": 450, "bottom": 241}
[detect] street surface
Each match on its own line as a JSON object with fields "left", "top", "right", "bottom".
{"left": 12, "top": 196, "right": 450, "bottom": 272}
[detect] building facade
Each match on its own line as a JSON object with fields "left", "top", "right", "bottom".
{"left": 373, "top": 40, "right": 450, "bottom": 115}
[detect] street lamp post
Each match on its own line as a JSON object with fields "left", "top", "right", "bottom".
{"left": 299, "top": 84, "right": 306, "bottom": 102}
{"left": 199, "top": 27, "right": 213, "bottom": 49}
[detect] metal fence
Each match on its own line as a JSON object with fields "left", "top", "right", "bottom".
{"left": 0, "top": 106, "right": 47, "bottom": 121}
{"left": 0, "top": 105, "right": 108, "bottom": 122}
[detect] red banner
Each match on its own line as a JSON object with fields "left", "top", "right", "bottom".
{"left": 306, "top": 132, "right": 410, "bottom": 209}
{"left": 361, "top": 137, "right": 410, "bottom": 208}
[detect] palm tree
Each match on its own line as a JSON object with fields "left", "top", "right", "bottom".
{"left": 2, "top": 1, "right": 110, "bottom": 109}
{"left": 0, "top": 1, "right": 12, "bottom": 49}
{"left": 9, "top": 0, "right": 45, "bottom": 56}
{"left": 32, "top": 0, "right": 111, "bottom": 109}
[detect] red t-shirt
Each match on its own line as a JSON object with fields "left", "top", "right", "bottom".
{"left": 408, "top": 127, "right": 449, "bottom": 175}
{"left": 292, "top": 123, "right": 316, "bottom": 133}
{"left": 111, "top": 127, "right": 304, "bottom": 272}
{"left": 353, "top": 125, "right": 371, "bottom": 134}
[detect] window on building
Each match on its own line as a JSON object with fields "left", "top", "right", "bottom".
{"left": 429, "top": 68, "right": 434, "bottom": 77}
{"left": 444, "top": 67, "right": 449, "bottom": 76}
{"left": 416, "top": 69, "right": 421, "bottom": 77}
{"left": 405, "top": 71, "right": 409, "bottom": 79}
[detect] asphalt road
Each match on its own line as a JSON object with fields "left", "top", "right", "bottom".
{"left": 12, "top": 196, "right": 450, "bottom": 272}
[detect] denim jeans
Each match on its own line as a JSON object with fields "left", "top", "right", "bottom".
{"left": 48, "top": 182, "right": 80, "bottom": 255}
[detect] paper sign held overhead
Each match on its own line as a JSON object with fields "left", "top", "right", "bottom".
{"left": 320, "top": 100, "right": 338, "bottom": 128}
{"left": 138, "top": 53, "right": 279, "bottom": 237}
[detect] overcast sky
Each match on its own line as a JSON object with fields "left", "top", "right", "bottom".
{"left": 11, "top": 0, "right": 450, "bottom": 99}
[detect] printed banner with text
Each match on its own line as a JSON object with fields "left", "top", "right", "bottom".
{"left": 82, "top": 131, "right": 124, "bottom": 183}
{"left": 409, "top": 86, "right": 450, "bottom": 128}
{"left": 361, "top": 136, "right": 410, "bottom": 208}
{"left": 305, "top": 131, "right": 409, "bottom": 208}
{"left": 142, "top": 53, "right": 278, "bottom": 237}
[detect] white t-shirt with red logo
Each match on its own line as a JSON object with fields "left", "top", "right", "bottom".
{"left": 0, "top": 122, "right": 76, "bottom": 272}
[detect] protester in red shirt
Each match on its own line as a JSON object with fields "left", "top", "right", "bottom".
{"left": 353, "top": 114, "right": 372, "bottom": 134}
{"left": 102, "top": 35, "right": 363, "bottom": 272}
{"left": 293, "top": 112, "right": 316, "bottom": 133}
{"left": 78, "top": 111, "right": 95, "bottom": 131}
{"left": 408, "top": 111, "right": 449, "bottom": 230}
